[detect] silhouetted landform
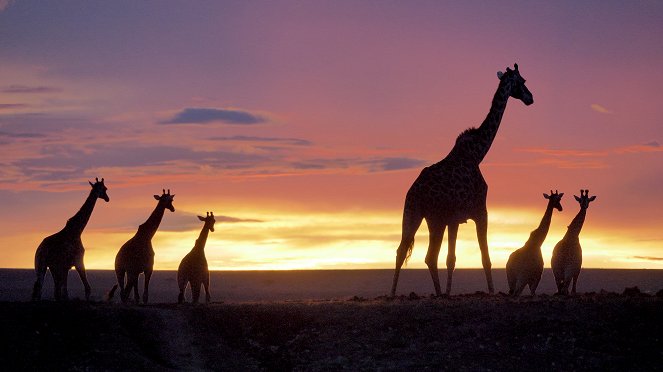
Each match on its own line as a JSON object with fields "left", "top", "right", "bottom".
{"left": 5, "top": 269, "right": 662, "bottom": 303}
{"left": 32, "top": 178, "right": 109, "bottom": 301}
{"left": 109, "top": 189, "right": 175, "bottom": 304}
{"left": 178, "top": 212, "right": 216, "bottom": 304}
{"left": 392, "top": 63, "right": 534, "bottom": 297}
{"left": 552, "top": 189, "right": 597, "bottom": 295}
{"left": 1, "top": 293, "right": 661, "bottom": 370}
{"left": 506, "top": 191, "right": 564, "bottom": 296}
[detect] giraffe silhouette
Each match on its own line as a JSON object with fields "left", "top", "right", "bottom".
{"left": 32, "top": 178, "right": 109, "bottom": 301}
{"left": 177, "top": 212, "right": 216, "bottom": 304}
{"left": 506, "top": 191, "right": 563, "bottom": 296}
{"left": 391, "top": 63, "right": 534, "bottom": 297}
{"left": 108, "top": 189, "right": 175, "bottom": 303}
{"left": 551, "top": 189, "right": 596, "bottom": 295}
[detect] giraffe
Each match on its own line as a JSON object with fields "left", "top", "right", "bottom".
{"left": 177, "top": 212, "right": 216, "bottom": 304}
{"left": 551, "top": 189, "right": 596, "bottom": 295}
{"left": 32, "top": 178, "right": 109, "bottom": 301}
{"left": 506, "top": 190, "right": 564, "bottom": 296}
{"left": 391, "top": 63, "right": 534, "bottom": 297}
{"left": 108, "top": 189, "right": 175, "bottom": 303}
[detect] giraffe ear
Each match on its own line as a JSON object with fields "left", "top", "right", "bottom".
{"left": 558, "top": 193, "right": 564, "bottom": 198}
{"left": 588, "top": 196, "right": 596, "bottom": 202}
{"left": 543, "top": 193, "right": 550, "bottom": 199}
{"left": 574, "top": 195, "right": 581, "bottom": 202}
{"left": 154, "top": 195, "right": 160, "bottom": 200}
{"left": 89, "top": 181, "right": 94, "bottom": 187}
{"left": 497, "top": 71, "right": 504, "bottom": 80}
{"left": 198, "top": 215, "right": 206, "bottom": 221}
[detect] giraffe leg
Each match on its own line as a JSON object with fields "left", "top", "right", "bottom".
{"left": 177, "top": 275, "right": 187, "bottom": 304}
{"left": 32, "top": 265, "right": 47, "bottom": 301}
{"left": 75, "top": 264, "right": 92, "bottom": 301}
{"left": 191, "top": 281, "right": 201, "bottom": 304}
{"left": 445, "top": 223, "right": 458, "bottom": 295}
{"left": 475, "top": 213, "right": 494, "bottom": 294}
{"left": 61, "top": 270, "right": 69, "bottom": 300}
{"left": 424, "top": 221, "right": 445, "bottom": 296}
{"left": 125, "top": 272, "right": 139, "bottom": 303}
{"left": 571, "top": 273, "right": 579, "bottom": 295}
{"left": 143, "top": 269, "right": 152, "bottom": 304}
{"left": 203, "top": 273, "right": 211, "bottom": 303}
{"left": 530, "top": 275, "right": 541, "bottom": 296}
{"left": 390, "top": 212, "right": 423, "bottom": 297}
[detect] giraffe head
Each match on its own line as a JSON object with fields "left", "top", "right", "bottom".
{"left": 574, "top": 189, "right": 596, "bottom": 210}
{"left": 497, "top": 63, "right": 533, "bottom": 106}
{"left": 154, "top": 189, "right": 176, "bottom": 212}
{"left": 543, "top": 190, "right": 564, "bottom": 211}
{"left": 88, "top": 177, "right": 110, "bottom": 202}
{"left": 198, "top": 211, "right": 216, "bottom": 232}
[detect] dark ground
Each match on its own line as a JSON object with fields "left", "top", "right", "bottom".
{"left": 1, "top": 291, "right": 661, "bottom": 371}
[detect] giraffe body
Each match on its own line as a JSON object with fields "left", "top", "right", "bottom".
{"left": 551, "top": 190, "right": 596, "bottom": 295}
{"left": 506, "top": 191, "right": 563, "bottom": 296}
{"left": 32, "top": 178, "right": 109, "bottom": 301}
{"left": 178, "top": 212, "right": 216, "bottom": 304}
{"left": 109, "top": 190, "right": 175, "bottom": 304}
{"left": 391, "top": 64, "right": 533, "bottom": 297}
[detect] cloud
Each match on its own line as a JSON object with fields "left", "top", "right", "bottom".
{"left": 161, "top": 108, "right": 267, "bottom": 125}
{"left": 0, "top": 103, "right": 29, "bottom": 110}
{"left": 2, "top": 85, "right": 63, "bottom": 94}
{"left": 210, "top": 135, "right": 312, "bottom": 146}
{"left": 0, "top": 130, "right": 47, "bottom": 139}
{"left": 632, "top": 256, "right": 663, "bottom": 262}
{"left": 364, "top": 157, "right": 427, "bottom": 172}
{"left": 590, "top": 103, "right": 613, "bottom": 114}
{"left": 615, "top": 141, "right": 662, "bottom": 154}
{"left": 516, "top": 147, "right": 609, "bottom": 157}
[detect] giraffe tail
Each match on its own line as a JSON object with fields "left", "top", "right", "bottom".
{"left": 401, "top": 237, "right": 415, "bottom": 266}
{"left": 106, "top": 284, "right": 118, "bottom": 302}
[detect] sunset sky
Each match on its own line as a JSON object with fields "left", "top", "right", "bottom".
{"left": 1, "top": 1, "right": 662, "bottom": 271}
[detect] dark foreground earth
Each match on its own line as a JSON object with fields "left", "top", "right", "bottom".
{"left": 2, "top": 291, "right": 661, "bottom": 371}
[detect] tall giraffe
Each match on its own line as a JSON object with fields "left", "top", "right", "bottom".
{"left": 506, "top": 191, "right": 563, "bottom": 296}
{"left": 32, "top": 178, "right": 109, "bottom": 301}
{"left": 551, "top": 189, "right": 596, "bottom": 295}
{"left": 391, "top": 63, "right": 534, "bottom": 297}
{"left": 109, "top": 189, "right": 175, "bottom": 303}
{"left": 177, "top": 212, "right": 216, "bottom": 304}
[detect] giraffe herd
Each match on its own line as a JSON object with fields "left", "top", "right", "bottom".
{"left": 31, "top": 64, "right": 597, "bottom": 302}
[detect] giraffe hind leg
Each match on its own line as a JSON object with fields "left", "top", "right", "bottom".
{"left": 424, "top": 221, "right": 445, "bottom": 296}
{"left": 445, "top": 223, "right": 458, "bottom": 295}
{"left": 32, "top": 266, "right": 47, "bottom": 301}
{"left": 391, "top": 210, "right": 423, "bottom": 297}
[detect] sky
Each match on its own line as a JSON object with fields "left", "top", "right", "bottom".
{"left": 1, "top": 1, "right": 662, "bottom": 271}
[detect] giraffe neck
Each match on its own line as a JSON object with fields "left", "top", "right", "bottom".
{"left": 566, "top": 208, "right": 587, "bottom": 238}
{"left": 474, "top": 78, "right": 513, "bottom": 162}
{"left": 526, "top": 203, "right": 555, "bottom": 249}
{"left": 64, "top": 190, "right": 98, "bottom": 236}
{"left": 193, "top": 225, "right": 211, "bottom": 253}
{"left": 137, "top": 204, "right": 167, "bottom": 240}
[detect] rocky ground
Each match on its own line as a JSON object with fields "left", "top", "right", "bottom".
{"left": 1, "top": 290, "right": 661, "bottom": 371}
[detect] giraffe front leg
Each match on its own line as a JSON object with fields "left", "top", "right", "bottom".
{"left": 425, "top": 221, "right": 445, "bottom": 296}
{"left": 475, "top": 213, "right": 494, "bottom": 294}
{"left": 143, "top": 269, "right": 152, "bottom": 304}
{"left": 203, "top": 274, "right": 211, "bottom": 303}
{"left": 446, "top": 223, "right": 458, "bottom": 295}
{"left": 75, "top": 264, "right": 92, "bottom": 301}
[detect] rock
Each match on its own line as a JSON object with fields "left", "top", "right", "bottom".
{"left": 408, "top": 292, "right": 420, "bottom": 300}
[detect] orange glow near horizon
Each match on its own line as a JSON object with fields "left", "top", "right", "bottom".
{"left": 6, "top": 206, "right": 662, "bottom": 271}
